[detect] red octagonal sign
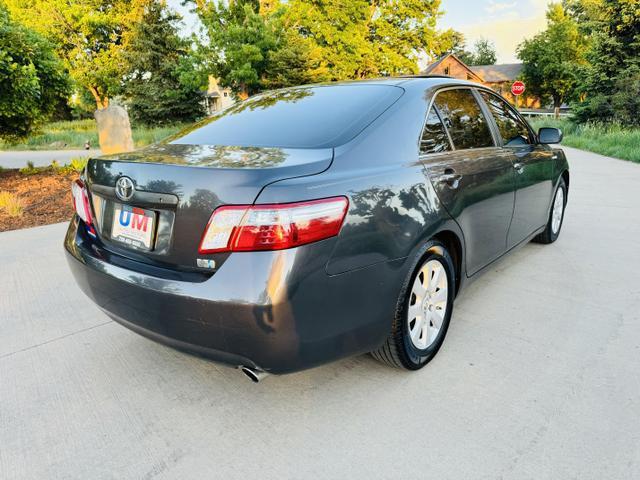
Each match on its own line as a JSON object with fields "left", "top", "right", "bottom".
{"left": 511, "top": 81, "right": 526, "bottom": 96}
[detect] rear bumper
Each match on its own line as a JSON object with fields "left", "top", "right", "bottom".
{"left": 65, "top": 217, "right": 404, "bottom": 374}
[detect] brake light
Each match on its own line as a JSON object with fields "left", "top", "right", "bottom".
{"left": 199, "top": 197, "right": 349, "bottom": 253}
{"left": 71, "top": 179, "right": 93, "bottom": 225}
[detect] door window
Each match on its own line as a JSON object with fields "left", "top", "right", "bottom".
{"left": 420, "top": 108, "right": 452, "bottom": 155}
{"left": 479, "top": 91, "right": 532, "bottom": 146}
{"left": 433, "top": 89, "right": 494, "bottom": 150}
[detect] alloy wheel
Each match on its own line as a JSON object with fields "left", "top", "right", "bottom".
{"left": 407, "top": 259, "right": 448, "bottom": 349}
{"left": 551, "top": 187, "right": 564, "bottom": 234}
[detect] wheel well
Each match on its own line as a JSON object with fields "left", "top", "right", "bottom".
{"left": 562, "top": 170, "right": 570, "bottom": 193}
{"left": 431, "top": 230, "right": 462, "bottom": 296}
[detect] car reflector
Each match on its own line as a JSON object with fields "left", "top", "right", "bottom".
{"left": 199, "top": 197, "right": 349, "bottom": 254}
{"left": 71, "top": 179, "right": 93, "bottom": 225}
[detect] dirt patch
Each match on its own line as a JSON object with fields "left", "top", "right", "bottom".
{"left": 0, "top": 169, "right": 77, "bottom": 232}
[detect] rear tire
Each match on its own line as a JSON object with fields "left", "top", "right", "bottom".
{"left": 371, "top": 241, "right": 455, "bottom": 370}
{"left": 533, "top": 178, "right": 567, "bottom": 244}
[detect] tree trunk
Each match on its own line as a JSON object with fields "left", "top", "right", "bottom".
{"left": 238, "top": 85, "right": 249, "bottom": 101}
{"left": 89, "top": 86, "right": 109, "bottom": 110}
{"left": 553, "top": 96, "right": 562, "bottom": 119}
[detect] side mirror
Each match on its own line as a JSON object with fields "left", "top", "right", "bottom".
{"left": 538, "top": 127, "right": 563, "bottom": 144}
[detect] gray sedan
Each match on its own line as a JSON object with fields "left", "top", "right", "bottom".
{"left": 65, "top": 76, "right": 568, "bottom": 380}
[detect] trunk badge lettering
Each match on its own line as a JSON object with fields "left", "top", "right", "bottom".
{"left": 197, "top": 259, "right": 216, "bottom": 269}
{"left": 115, "top": 177, "right": 135, "bottom": 201}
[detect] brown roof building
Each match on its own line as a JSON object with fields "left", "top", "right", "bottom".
{"left": 422, "top": 54, "right": 540, "bottom": 108}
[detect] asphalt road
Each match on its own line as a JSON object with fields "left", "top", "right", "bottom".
{"left": 0, "top": 149, "right": 101, "bottom": 169}
{"left": 1, "top": 147, "right": 638, "bottom": 479}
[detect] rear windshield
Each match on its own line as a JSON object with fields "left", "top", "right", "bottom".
{"left": 170, "top": 85, "right": 404, "bottom": 149}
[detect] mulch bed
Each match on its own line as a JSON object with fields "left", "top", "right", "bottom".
{"left": 0, "top": 169, "right": 78, "bottom": 232}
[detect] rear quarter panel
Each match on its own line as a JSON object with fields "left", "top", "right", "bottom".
{"left": 256, "top": 85, "right": 463, "bottom": 277}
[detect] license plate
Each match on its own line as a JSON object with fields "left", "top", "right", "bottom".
{"left": 111, "top": 204, "right": 155, "bottom": 250}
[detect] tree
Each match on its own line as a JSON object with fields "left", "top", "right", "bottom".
{"left": 442, "top": 34, "right": 497, "bottom": 66}
{"left": 285, "top": 0, "right": 452, "bottom": 79}
{"left": 517, "top": 3, "right": 587, "bottom": 116}
{"left": 195, "top": 0, "right": 324, "bottom": 98}
{"left": 122, "top": 1, "right": 205, "bottom": 125}
{"left": 5, "top": 0, "right": 150, "bottom": 110}
{"left": 195, "top": 0, "right": 454, "bottom": 96}
{"left": 0, "top": 5, "right": 69, "bottom": 139}
{"left": 471, "top": 38, "right": 497, "bottom": 65}
{"left": 568, "top": 0, "right": 640, "bottom": 125}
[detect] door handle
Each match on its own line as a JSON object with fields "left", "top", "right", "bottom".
{"left": 513, "top": 162, "right": 524, "bottom": 174}
{"left": 436, "top": 169, "right": 462, "bottom": 188}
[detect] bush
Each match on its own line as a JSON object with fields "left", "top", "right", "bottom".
{"left": 0, "top": 191, "right": 24, "bottom": 217}
{"left": 19, "top": 160, "right": 40, "bottom": 175}
{"left": 0, "top": 5, "right": 69, "bottom": 140}
{"left": 51, "top": 157, "right": 88, "bottom": 175}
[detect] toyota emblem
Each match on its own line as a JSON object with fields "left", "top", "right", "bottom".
{"left": 115, "top": 176, "right": 135, "bottom": 202}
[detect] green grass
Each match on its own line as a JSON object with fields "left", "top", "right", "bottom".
{"left": 0, "top": 119, "right": 188, "bottom": 151}
{"left": 528, "top": 118, "right": 640, "bottom": 163}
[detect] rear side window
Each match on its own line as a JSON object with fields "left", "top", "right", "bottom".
{"left": 433, "top": 89, "right": 494, "bottom": 150}
{"left": 420, "top": 108, "right": 451, "bottom": 155}
{"left": 479, "top": 91, "right": 532, "bottom": 146}
{"left": 170, "top": 85, "right": 404, "bottom": 149}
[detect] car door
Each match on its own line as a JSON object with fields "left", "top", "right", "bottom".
{"left": 420, "top": 88, "right": 516, "bottom": 276}
{"left": 477, "top": 90, "right": 554, "bottom": 248}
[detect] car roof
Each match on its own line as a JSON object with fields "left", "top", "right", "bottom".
{"left": 308, "top": 75, "right": 483, "bottom": 91}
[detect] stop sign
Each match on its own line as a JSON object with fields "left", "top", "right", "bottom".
{"left": 511, "top": 81, "right": 526, "bottom": 96}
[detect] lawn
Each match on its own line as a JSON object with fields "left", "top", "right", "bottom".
{"left": 0, "top": 119, "right": 188, "bottom": 151}
{"left": 528, "top": 118, "right": 640, "bottom": 163}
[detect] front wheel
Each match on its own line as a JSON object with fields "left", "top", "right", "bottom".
{"left": 533, "top": 178, "right": 567, "bottom": 244}
{"left": 371, "top": 242, "right": 455, "bottom": 370}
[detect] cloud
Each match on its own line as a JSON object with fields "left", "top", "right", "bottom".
{"left": 464, "top": 15, "right": 546, "bottom": 63}
{"left": 455, "top": 0, "right": 551, "bottom": 63}
{"left": 485, "top": 1, "right": 517, "bottom": 14}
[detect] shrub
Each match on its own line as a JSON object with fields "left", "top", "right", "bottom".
{"left": 50, "top": 156, "right": 87, "bottom": 175}
{"left": 0, "top": 191, "right": 24, "bottom": 217}
{"left": 19, "top": 160, "right": 40, "bottom": 175}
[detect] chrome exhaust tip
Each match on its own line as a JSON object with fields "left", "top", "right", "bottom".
{"left": 240, "top": 366, "right": 269, "bottom": 383}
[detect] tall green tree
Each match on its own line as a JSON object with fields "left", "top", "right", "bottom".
{"left": 568, "top": 0, "right": 640, "bottom": 125}
{"left": 195, "top": 0, "right": 323, "bottom": 98}
{"left": 451, "top": 36, "right": 497, "bottom": 66}
{"left": 195, "top": 0, "right": 454, "bottom": 96}
{"left": 285, "top": 0, "right": 452, "bottom": 79}
{"left": 5, "top": 0, "right": 150, "bottom": 110}
{"left": 0, "top": 4, "right": 69, "bottom": 139}
{"left": 517, "top": 3, "right": 587, "bottom": 116}
{"left": 122, "top": 1, "right": 205, "bottom": 125}
{"left": 469, "top": 38, "right": 497, "bottom": 66}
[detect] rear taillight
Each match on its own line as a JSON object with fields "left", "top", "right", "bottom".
{"left": 71, "top": 179, "right": 93, "bottom": 225}
{"left": 199, "top": 197, "right": 349, "bottom": 254}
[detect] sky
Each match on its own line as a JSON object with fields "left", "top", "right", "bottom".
{"left": 168, "top": 0, "right": 552, "bottom": 64}
{"left": 440, "top": 0, "right": 551, "bottom": 63}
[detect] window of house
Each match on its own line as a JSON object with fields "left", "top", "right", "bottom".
{"left": 433, "top": 89, "right": 494, "bottom": 150}
{"left": 420, "top": 107, "right": 452, "bottom": 155}
{"left": 479, "top": 91, "right": 532, "bottom": 146}
{"left": 444, "top": 66, "right": 450, "bottom": 75}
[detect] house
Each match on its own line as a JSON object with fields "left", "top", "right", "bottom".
{"left": 422, "top": 54, "right": 485, "bottom": 83}
{"left": 421, "top": 54, "right": 541, "bottom": 108}
{"left": 203, "top": 76, "right": 235, "bottom": 115}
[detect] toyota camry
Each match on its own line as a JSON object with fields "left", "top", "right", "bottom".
{"left": 65, "top": 77, "right": 568, "bottom": 381}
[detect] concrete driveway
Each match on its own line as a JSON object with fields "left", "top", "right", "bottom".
{"left": 1, "top": 147, "right": 638, "bottom": 479}
{"left": 0, "top": 149, "right": 100, "bottom": 169}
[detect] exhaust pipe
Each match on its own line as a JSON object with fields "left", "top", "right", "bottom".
{"left": 240, "top": 366, "right": 269, "bottom": 383}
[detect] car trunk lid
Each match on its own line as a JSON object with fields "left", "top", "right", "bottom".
{"left": 85, "top": 144, "right": 333, "bottom": 271}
